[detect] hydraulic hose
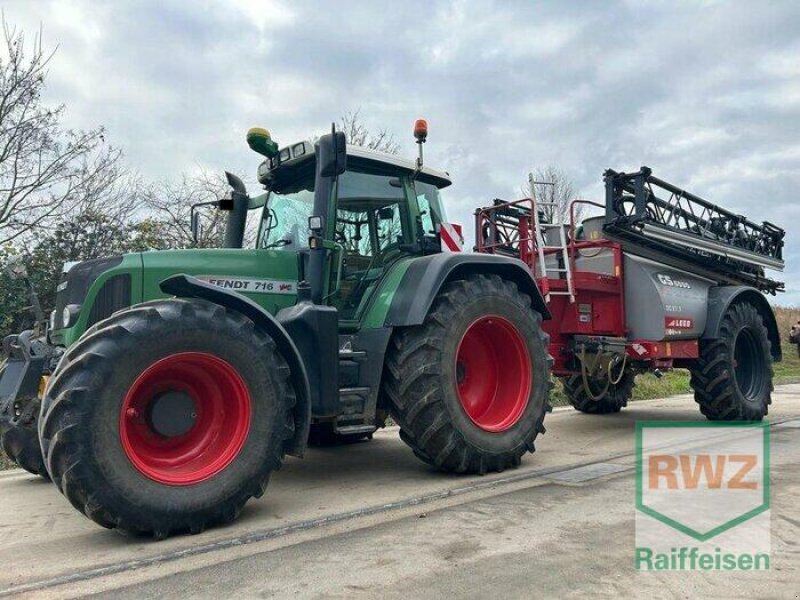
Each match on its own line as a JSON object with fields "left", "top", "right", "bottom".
{"left": 579, "top": 347, "right": 627, "bottom": 400}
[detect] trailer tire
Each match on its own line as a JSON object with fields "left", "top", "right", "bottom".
{"left": 561, "top": 369, "right": 635, "bottom": 415}
{"left": 1, "top": 397, "right": 48, "bottom": 478}
{"left": 690, "top": 302, "right": 772, "bottom": 420}
{"left": 383, "top": 274, "right": 552, "bottom": 474}
{"left": 39, "top": 298, "right": 295, "bottom": 538}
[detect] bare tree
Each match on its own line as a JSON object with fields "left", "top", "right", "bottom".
{"left": 313, "top": 109, "right": 401, "bottom": 155}
{"left": 340, "top": 109, "right": 400, "bottom": 155}
{"left": 522, "top": 166, "right": 582, "bottom": 225}
{"left": 142, "top": 170, "right": 241, "bottom": 249}
{"left": 0, "top": 17, "right": 124, "bottom": 245}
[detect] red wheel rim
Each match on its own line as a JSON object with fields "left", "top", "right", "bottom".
{"left": 119, "top": 352, "right": 251, "bottom": 486}
{"left": 455, "top": 316, "right": 532, "bottom": 432}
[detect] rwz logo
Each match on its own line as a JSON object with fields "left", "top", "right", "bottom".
{"left": 635, "top": 422, "right": 770, "bottom": 571}
{"left": 648, "top": 454, "right": 757, "bottom": 490}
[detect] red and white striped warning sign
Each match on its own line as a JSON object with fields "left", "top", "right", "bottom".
{"left": 439, "top": 223, "right": 463, "bottom": 252}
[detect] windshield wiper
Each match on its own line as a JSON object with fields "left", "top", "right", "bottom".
{"left": 264, "top": 239, "right": 293, "bottom": 249}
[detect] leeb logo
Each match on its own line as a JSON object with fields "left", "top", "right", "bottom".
{"left": 635, "top": 422, "right": 770, "bottom": 571}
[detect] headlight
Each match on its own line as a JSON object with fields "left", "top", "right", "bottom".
{"left": 62, "top": 304, "right": 80, "bottom": 328}
{"left": 50, "top": 310, "right": 57, "bottom": 331}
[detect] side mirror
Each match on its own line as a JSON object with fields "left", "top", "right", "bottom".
{"left": 189, "top": 197, "right": 228, "bottom": 245}
{"left": 318, "top": 126, "right": 346, "bottom": 178}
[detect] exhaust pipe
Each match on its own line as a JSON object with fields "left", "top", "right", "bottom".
{"left": 223, "top": 171, "right": 249, "bottom": 249}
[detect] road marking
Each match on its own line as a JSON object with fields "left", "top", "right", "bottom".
{"left": 542, "top": 462, "right": 630, "bottom": 484}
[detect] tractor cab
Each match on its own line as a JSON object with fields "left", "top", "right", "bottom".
{"left": 245, "top": 128, "right": 452, "bottom": 323}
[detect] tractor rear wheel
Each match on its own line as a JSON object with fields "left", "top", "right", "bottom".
{"left": 383, "top": 274, "right": 551, "bottom": 474}
{"left": 561, "top": 368, "right": 636, "bottom": 415}
{"left": 689, "top": 302, "right": 773, "bottom": 420}
{"left": 39, "top": 298, "right": 295, "bottom": 538}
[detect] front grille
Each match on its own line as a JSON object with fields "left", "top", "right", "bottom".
{"left": 87, "top": 274, "right": 132, "bottom": 327}
{"left": 54, "top": 256, "right": 123, "bottom": 329}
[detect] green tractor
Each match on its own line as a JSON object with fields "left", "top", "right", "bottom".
{"left": 1, "top": 121, "right": 552, "bottom": 538}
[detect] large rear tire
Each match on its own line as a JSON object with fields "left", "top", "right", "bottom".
{"left": 383, "top": 275, "right": 552, "bottom": 474}
{"left": 561, "top": 368, "right": 635, "bottom": 415}
{"left": 689, "top": 302, "right": 773, "bottom": 420}
{"left": 1, "top": 395, "right": 48, "bottom": 478}
{"left": 39, "top": 298, "right": 295, "bottom": 538}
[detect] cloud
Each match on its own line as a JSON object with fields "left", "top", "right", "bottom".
{"left": 4, "top": 0, "right": 799, "bottom": 302}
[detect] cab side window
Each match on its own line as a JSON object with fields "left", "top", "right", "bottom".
{"left": 333, "top": 171, "right": 410, "bottom": 320}
{"left": 414, "top": 181, "right": 444, "bottom": 237}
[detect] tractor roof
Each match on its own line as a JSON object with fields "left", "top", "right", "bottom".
{"left": 258, "top": 141, "right": 452, "bottom": 189}
{"left": 347, "top": 146, "right": 452, "bottom": 189}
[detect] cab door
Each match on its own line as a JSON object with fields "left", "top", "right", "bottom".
{"left": 328, "top": 170, "right": 414, "bottom": 323}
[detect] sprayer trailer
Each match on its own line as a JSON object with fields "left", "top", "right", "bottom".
{"left": 476, "top": 166, "right": 784, "bottom": 418}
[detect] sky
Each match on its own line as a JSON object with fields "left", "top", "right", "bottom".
{"left": 5, "top": 0, "right": 800, "bottom": 303}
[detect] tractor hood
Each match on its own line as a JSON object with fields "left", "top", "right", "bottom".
{"left": 51, "top": 248, "right": 300, "bottom": 347}
{"left": 140, "top": 248, "right": 299, "bottom": 306}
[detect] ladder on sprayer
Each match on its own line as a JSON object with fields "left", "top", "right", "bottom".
{"left": 529, "top": 174, "right": 575, "bottom": 303}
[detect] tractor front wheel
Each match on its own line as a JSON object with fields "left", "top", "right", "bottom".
{"left": 383, "top": 275, "right": 551, "bottom": 474}
{"left": 39, "top": 298, "right": 295, "bottom": 538}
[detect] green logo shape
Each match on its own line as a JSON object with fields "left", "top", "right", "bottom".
{"left": 635, "top": 421, "right": 770, "bottom": 542}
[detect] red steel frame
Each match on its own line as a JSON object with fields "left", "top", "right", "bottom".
{"left": 474, "top": 197, "right": 699, "bottom": 377}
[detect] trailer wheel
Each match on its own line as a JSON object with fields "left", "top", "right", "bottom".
{"left": 560, "top": 369, "right": 635, "bottom": 415}
{"left": 0, "top": 396, "right": 48, "bottom": 478}
{"left": 383, "top": 274, "right": 552, "bottom": 474}
{"left": 690, "top": 302, "right": 772, "bottom": 420}
{"left": 39, "top": 298, "right": 295, "bottom": 538}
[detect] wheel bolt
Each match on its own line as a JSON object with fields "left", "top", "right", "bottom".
{"left": 125, "top": 407, "right": 139, "bottom": 419}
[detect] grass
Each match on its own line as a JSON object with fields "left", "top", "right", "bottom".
{"left": 3, "top": 307, "right": 800, "bottom": 470}
{"left": 550, "top": 369, "right": 692, "bottom": 407}
{"left": 771, "top": 306, "right": 800, "bottom": 383}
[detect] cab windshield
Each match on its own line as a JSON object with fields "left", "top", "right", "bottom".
{"left": 258, "top": 180, "right": 314, "bottom": 250}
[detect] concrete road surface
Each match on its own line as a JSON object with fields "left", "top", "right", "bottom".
{"left": 1, "top": 387, "right": 799, "bottom": 599}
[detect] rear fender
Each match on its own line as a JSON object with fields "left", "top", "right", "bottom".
{"left": 384, "top": 253, "right": 550, "bottom": 327}
{"left": 703, "top": 286, "right": 781, "bottom": 362}
{"left": 160, "top": 274, "right": 311, "bottom": 457}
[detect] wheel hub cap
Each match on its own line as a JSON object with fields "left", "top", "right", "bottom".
{"left": 120, "top": 352, "right": 252, "bottom": 486}
{"left": 148, "top": 391, "right": 197, "bottom": 438}
{"left": 455, "top": 316, "right": 532, "bottom": 432}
